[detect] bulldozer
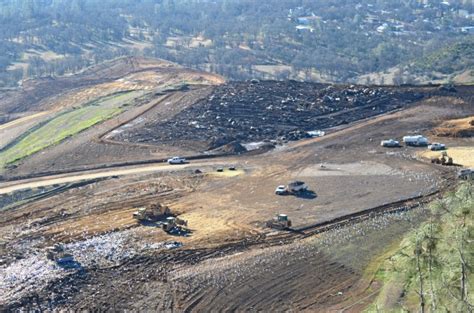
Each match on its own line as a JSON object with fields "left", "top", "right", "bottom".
{"left": 162, "top": 216, "right": 189, "bottom": 235}
{"left": 266, "top": 214, "right": 292, "bottom": 230}
{"left": 133, "top": 203, "right": 171, "bottom": 222}
{"left": 431, "top": 151, "right": 453, "bottom": 166}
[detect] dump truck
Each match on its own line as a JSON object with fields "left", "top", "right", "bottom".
{"left": 275, "top": 181, "right": 308, "bottom": 195}
{"left": 162, "top": 216, "right": 189, "bottom": 235}
{"left": 403, "top": 135, "right": 428, "bottom": 147}
{"left": 266, "top": 214, "right": 292, "bottom": 230}
{"left": 46, "top": 243, "right": 74, "bottom": 265}
{"left": 133, "top": 203, "right": 171, "bottom": 222}
{"left": 431, "top": 152, "right": 453, "bottom": 166}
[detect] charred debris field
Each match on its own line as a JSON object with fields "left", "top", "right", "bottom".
{"left": 111, "top": 81, "right": 458, "bottom": 150}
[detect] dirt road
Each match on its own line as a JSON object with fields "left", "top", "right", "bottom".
{"left": 0, "top": 160, "right": 225, "bottom": 195}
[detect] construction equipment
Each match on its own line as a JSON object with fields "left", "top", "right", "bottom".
{"left": 46, "top": 243, "right": 74, "bottom": 265}
{"left": 275, "top": 181, "right": 308, "bottom": 195}
{"left": 162, "top": 217, "right": 189, "bottom": 235}
{"left": 431, "top": 151, "right": 453, "bottom": 166}
{"left": 458, "top": 168, "right": 474, "bottom": 180}
{"left": 133, "top": 203, "right": 171, "bottom": 222}
{"left": 266, "top": 214, "right": 292, "bottom": 230}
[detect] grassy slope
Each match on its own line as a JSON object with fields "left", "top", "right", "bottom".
{"left": 413, "top": 39, "right": 474, "bottom": 75}
{"left": 366, "top": 182, "right": 474, "bottom": 312}
{"left": 0, "top": 91, "right": 142, "bottom": 168}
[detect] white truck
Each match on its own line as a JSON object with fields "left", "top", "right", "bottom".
{"left": 428, "top": 142, "right": 446, "bottom": 151}
{"left": 167, "top": 157, "right": 186, "bottom": 164}
{"left": 381, "top": 139, "right": 401, "bottom": 147}
{"left": 403, "top": 135, "right": 428, "bottom": 147}
{"left": 275, "top": 181, "right": 308, "bottom": 195}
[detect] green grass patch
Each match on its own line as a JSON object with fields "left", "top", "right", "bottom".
{"left": 0, "top": 90, "right": 143, "bottom": 168}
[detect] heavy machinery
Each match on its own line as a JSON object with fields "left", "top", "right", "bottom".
{"left": 162, "top": 216, "right": 189, "bottom": 235}
{"left": 133, "top": 203, "right": 171, "bottom": 222}
{"left": 46, "top": 243, "right": 74, "bottom": 265}
{"left": 266, "top": 214, "right": 292, "bottom": 230}
{"left": 431, "top": 152, "right": 453, "bottom": 166}
{"left": 458, "top": 168, "right": 474, "bottom": 180}
{"left": 275, "top": 181, "right": 308, "bottom": 195}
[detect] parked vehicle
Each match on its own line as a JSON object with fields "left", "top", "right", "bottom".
{"left": 275, "top": 181, "right": 308, "bottom": 195}
{"left": 167, "top": 156, "right": 186, "bottom": 164}
{"left": 428, "top": 143, "right": 446, "bottom": 151}
{"left": 381, "top": 139, "right": 401, "bottom": 147}
{"left": 403, "top": 135, "right": 429, "bottom": 147}
{"left": 275, "top": 185, "right": 287, "bottom": 195}
{"left": 458, "top": 168, "right": 474, "bottom": 180}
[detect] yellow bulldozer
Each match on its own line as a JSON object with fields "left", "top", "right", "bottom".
{"left": 162, "top": 216, "right": 189, "bottom": 235}
{"left": 132, "top": 203, "right": 171, "bottom": 222}
{"left": 266, "top": 214, "right": 292, "bottom": 230}
{"left": 431, "top": 151, "right": 453, "bottom": 166}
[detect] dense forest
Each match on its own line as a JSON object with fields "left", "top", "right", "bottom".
{"left": 0, "top": 0, "right": 473, "bottom": 86}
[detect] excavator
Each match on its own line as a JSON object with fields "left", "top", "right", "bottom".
{"left": 431, "top": 151, "right": 453, "bottom": 166}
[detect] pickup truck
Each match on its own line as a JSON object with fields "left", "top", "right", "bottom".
{"left": 428, "top": 143, "right": 446, "bottom": 151}
{"left": 381, "top": 139, "right": 401, "bottom": 147}
{"left": 167, "top": 157, "right": 186, "bottom": 164}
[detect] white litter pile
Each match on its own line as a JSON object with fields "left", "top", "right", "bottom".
{"left": 0, "top": 254, "right": 63, "bottom": 304}
{"left": 65, "top": 229, "right": 170, "bottom": 268}
{"left": 0, "top": 229, "right": 178, "bottom": 304}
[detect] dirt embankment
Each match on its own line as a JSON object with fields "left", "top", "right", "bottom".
{"left": 432, "top": 116, "right": 474, "bottom": 137}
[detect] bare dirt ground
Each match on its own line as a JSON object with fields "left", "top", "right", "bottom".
{"left": 0, "top": 68, "right": 473, "bottom": 311}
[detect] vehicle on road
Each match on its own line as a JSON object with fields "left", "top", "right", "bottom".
{"left": 403, "top": 135, "right": 429, "bottom": 147}
{"left": 167, "top": 156, "right": 186, "bottom": 164}
{"left": 428, "top": 143, "right": 446, "bottom": 151}
{"left": 381, "top": 139, "right": 401, "bottom": 147}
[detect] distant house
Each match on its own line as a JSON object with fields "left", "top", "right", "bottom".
{"left": 297, "top": 17, "right": 310, "bottom": 25}
{"left": 377, "top": 23, "right": 389, "bottom": 33}
{"left": 296, "top": 15, "right": 321, "bottom": 25}
{"left": 296, "top": 25, "right": 314, "bottom": 33}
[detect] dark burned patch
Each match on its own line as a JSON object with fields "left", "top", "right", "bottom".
{"left": 112, "top": 81, "right": 424, "bottom": 150}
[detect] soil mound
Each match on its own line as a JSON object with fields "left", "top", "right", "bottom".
{"left": 433, "top": 116, "right": 474, "bottom": 137}
{"left": 212, "top": 141, "right": 247, "bottom": 154}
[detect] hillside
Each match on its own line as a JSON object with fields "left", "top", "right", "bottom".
{"left": 0, "top": 0, "right": 473, "bottom": 86}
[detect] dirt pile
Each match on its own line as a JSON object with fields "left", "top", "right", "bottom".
{"left": 113, "top": 81, "right": 424, "bottom": 150}
{"left": 432, "top": 116, "right": 474, "bottom": 137}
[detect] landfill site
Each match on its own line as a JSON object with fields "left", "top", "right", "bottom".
{"left": 0, "top": 57, "right": 473, "bottom": 311}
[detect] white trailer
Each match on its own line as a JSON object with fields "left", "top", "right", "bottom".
{"left": 403, "top": 135, "right": 428, "bottom": 147}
